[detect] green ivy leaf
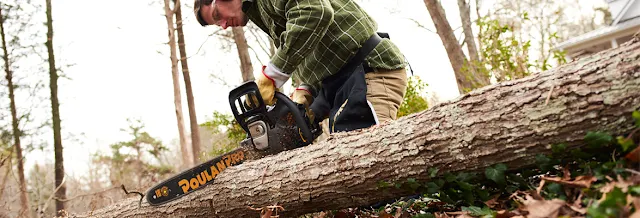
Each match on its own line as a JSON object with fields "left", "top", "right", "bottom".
{"left": 633, "top": 111, "right": 640, "bottom": 128}
{"left": 406, "top": 178, "right": 421, "bottom": 192}
{"left": 439, "top": 191, "right": 455, "bottom": 204}
{"left": 629, "top": 185, "right": 640, "bottom": 196}
{"left": 584, "top": 131, "right": 613, "bottom": 149}
{"left": 545, "top": 183, "right": 566, "bottom": 200}
{"left": 457, "top": 181, "right": 475, "bottom": 191}
{"left": 485, "top": 164, "right": 507, "bottom": 185}
{"left": 535, "top": 154, "right": 554, "bottom": 171}
{"left": 377, "top": 181, "right": 392, "bottom": 189}
{"left": 551, "top": 143, "right": 567, "bottom": 154}
{"left": 570, "top": 148, "right": 592, "bottom": 160}
{"left": 445, "top": 172, "right": 457, "bottom": 182}
{"left": 413, "top": 213, "right": 435, "bottom": 218}
{"left": 456, "top": 172, "right": 477, "bottom": 182}
{"left": 616, "top": 136, "right": 636, "bottom": 152}
{"left": 429, "top": 167, "right": 439, "bottom": 178}
{"left": 476, "top": 189, "right": 491, "bottom": 201}
{"left": 462, "top": 206, "right": 495, "bottom": 217}
{"left": 426, "top": 182, "right": 440, "bottom": 194}
{"left": 600, "top": 187, "right": 626, "bottom": 208}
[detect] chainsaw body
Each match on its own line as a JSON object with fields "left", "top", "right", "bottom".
{"left": 229, "top": 81, "right": 322, "bottom": 156}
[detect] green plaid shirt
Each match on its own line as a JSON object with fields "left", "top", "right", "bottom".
{"left": 242, "top": 0, "right": 407, "bottom": 91}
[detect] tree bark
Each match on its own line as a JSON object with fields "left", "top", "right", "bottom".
{"left": 457, "top": 0, "right": 480, "bottom": 65}
{"left": 163, "top": 0, "right": 190, "bottom": 169}
{"left": 172, "top": 0, "right": 201, "bottom": 166}
{"left": 69, "top": 33, "right": 640, "bottom": 218}
{"left": 424, "top": 0, "right": 489, "bottom": 94}
{"left": 0, "top": 6, "right": 31, "bottom": 218}
{"left": 232, "top": 27, "right": 254, "bottom": 82}
{"left": 45, "top": 0, "right": 66, "bottom": 213}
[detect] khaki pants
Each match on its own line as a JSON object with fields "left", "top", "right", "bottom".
{"left": 365, "top": 68, "right": 408, "bottom": 123}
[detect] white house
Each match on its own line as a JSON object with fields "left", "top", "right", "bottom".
{"left": 554, "top": 0, "right": 640, "bottom": 59}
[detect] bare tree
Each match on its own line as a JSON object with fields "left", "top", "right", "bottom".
{"left": 231, "top": 27, "right": 254, "bottom": 82}
{"left": 172, "top": 0, "right": 201, "bottom": 166}
{"left": 423, "top": 0, "right": 489, "bottom": 94}
{"left": 44, "top": 0, "right": 66, "bottom": 213}
{"left": 0, "top": 5, "right": 31, "bottom": 217}
{"left": 69, "top": 32, "right": 640, "bottom": 218}
{"left": 163, "top": 0, "right": 190, "bottom": 169}
{"left": 457, "top": 0, "right": 480, "bottom": 64}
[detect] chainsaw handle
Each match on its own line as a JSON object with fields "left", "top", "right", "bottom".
{"left": 273, "top": 92, "right": 314, "bottom": 143}
{"left": 229, "top": 81, "right": 313, "bottom": 143}
{"left": 229, "top": 81, "right": 269, "bottom": 135}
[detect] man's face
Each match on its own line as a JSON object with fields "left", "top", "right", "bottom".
{"left": 198, "top": 0, "right": 248, "bottom": 29}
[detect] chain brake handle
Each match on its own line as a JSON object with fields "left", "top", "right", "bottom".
{"left": 228, "top": 81, "right": 313, "bottom": 143}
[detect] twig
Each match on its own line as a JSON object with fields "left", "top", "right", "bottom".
{"left": 121, "top": 184, "right": 144, "bottom": 208}
{"left": 41, "top": 175, "right": 67, "bottom": 214}
{"left": 53, "top": 185, "right": 120, "bottom": 202}
{"left": 544, "top": 85, "right": 555, "bottom": 106}
{"left": 406, "top": 18, "right": 437, "bottom": 34}
{"left": 625, "top": 169, "right": 640, "bottom": 176}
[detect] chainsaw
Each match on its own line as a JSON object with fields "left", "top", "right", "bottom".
{"left": 145, "top": 81, "right": 322, "bottom": 206}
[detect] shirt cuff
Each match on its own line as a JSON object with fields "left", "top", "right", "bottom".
{"left": 263, "top": 63, "right": 290, "bottom": 88}
{"left": 296, "top": 84, "right": 316, "bottom": 97}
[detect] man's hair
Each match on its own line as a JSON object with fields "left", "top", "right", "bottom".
{"left": 194, "top": 0, "right": 214, "bottom": 26}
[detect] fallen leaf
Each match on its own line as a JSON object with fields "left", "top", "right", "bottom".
{"left": 599, "top": 174, "right": 633, "bottom": 194}
{"left": 625, "top": 145, "right": 640, "bottom": 162}
{"left": 260, "top": 209, "right": 273, "bottom": 218}
{"left": 536, "top": 180, "right": 546, "bottom": 195}
{"left": 313, "top": 211, "right": 327, "bottom": 218}
{"left": 496, "top": 210, "right": 520, "bottom": 218}
{"left": 334, "top": 211, "right": 352, "bottom": 218}
{"left": 567, "top": 203, "right": 586, "bottom": 214}
{"left": 484, "top": 194, "right": 501, "bottom": 208}
{"left": 522, "top": 195, "right": 566, "bottom": 218}
{"left": 394, "top": 207, "right": 405, "bottom": 218}
{"left": 445, "top": 212, "right": 467, "bottom": 215}
{"left": 541, "top": 175, "right": 597, "bottom": 188}
{"left": 435, "top": 212, "right": 452, "bottom": 218}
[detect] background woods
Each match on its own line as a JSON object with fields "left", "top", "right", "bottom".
{"left": 1, "top": 0, "right": 639, "bottom": 217}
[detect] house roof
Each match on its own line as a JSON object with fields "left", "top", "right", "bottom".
{"left": 554, "top": 16, "right": 640, "bottom": 50}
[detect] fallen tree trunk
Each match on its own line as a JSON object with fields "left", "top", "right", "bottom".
{"left": 72, "top": 33, "right": 640, "bottom": 218}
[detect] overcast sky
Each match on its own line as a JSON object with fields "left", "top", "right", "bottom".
{"left": 14, "top": 0, "right": 605, "bottom": 179}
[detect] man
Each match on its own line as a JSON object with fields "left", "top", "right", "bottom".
{"left": 194, "top": 0, "right": 408, "bottom": 133}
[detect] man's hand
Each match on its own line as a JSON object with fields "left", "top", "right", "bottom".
{"left": 290, "top": 87, "right": 313, "bottom": 108}
{"left": 247, "top": 66, "right": 277, "bottom": 108}
{"left": 290, "top": 86, "right": 315, "bottom": 124}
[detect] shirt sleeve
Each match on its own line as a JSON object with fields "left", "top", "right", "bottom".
{"left": 270, "top": 0, "right": 334, "bottom": 74}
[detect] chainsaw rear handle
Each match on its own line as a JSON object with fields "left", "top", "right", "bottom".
{"left": 228, "top": 81, "right": 313, "bottom": 142}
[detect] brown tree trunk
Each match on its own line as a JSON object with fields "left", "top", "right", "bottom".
{"left": 45, "top": 0, "right": 66, "bottom": 214}
{"left": 232, "top": 27, "right": 254, "bottom": 82}
{"left": 163, "top": 0, "right": 190, "bottom": 168}
{"left": 173, "top": 0, "right": 201, "bottom": 166}
{"left": 0, "top": 6, "right": 31, "bottom": 218}
{"left": 68, "top": 34, "right": 640, "bottom": 218}
{"left": 457, "top": 0, "right": 480, "bottom": 65}
{"left": 475, "top": 0, "right": 484, "bottom": 62}
{"left": 424, "top": 0, "right": 489, "bottom": 94}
